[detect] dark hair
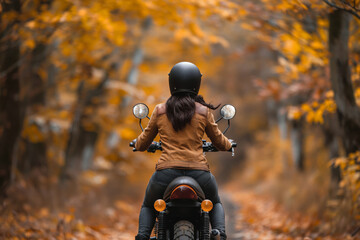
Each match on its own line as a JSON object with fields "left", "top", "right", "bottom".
{"left": 166, "top": 93, "right": 219, "bottom": 131}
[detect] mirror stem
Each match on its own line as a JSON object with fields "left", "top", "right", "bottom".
{"left": 139, "top": 119, "right": 144, "bottom": 131}
{"left": 215, "top": 117, "right": 223, "bottom": 123}
{"left": 146, "top": 116, "right": 150, "bottom": 119}
{"left": 223, "top": 120, "right": 230, "bottom": 134}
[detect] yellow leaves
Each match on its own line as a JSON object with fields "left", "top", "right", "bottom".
{"left": 287, "top": 106, "right": 302, "bottom": 120}
{"left": 311, "top": 40, "right": 324, "bottom": 51}
{"left": 355, "top": 88, "right": 360, "bottom": 105}
{"left": 325, "top": 90, "right": 334, "bottom": 98}
{"left": 93, "top": 157, "right": 112, "bottom": 170}
{"left": 277, "top": 56, "right": 299, "bottom": 80}
{"left": 81, "top": 170, "right": 108, "bottom": 186}
{"left": 175, "top": 20, "right": 230, "bottom": 47}
{"left": 332, "top": 152, "right": 360, "bottom": 216}
{"left": 119, "top": 128, "right": 136, "bottom": 140}
{"left": 322, "top": 99, "right": 336, "bottom": 113}
{"left": 60, "top": 41, "right": 73, "bottom": 57}
{"left": 115, "top": 200, "right": 135, "bottom": 214}
{"left": 175, "top": 28, "right": 201, "bottom": 45}
{"left": 39, "top": 208, "right": 50, "bottom": 217}
{"left": 106, "top": 81, "right": 146, "bottom": 99}
{"left": 77, "top": 7, "right": 88, "bottom": 17}
{"left": 73, "top": 220, "right": 87, "bottom": 233}
{"left": 2, "top": 11, "right": 18, "bottom": 23}
{"left": 208, "top": 35, "right": 229, "bottom": 48}
{"left": 240, "top": 23, "right": 255, "bottom": 31}
{"left": 299, "top": 98, "right": 337, "bottom": 124}
{"left": 59, "top": 211, "right": 75, "bottom": 224}
{"left": 108, "top": 95, "right": 121, "bottom": 105}
{"left": 334, "top": 157, "right": 348, "bottom": 169}
{"left": 23, "top": 39, "right": 36, "bottom": 50}
{"left": 286, "top": 96, "right": 337, "bottom": 124}
{"left": 189, "top": 23, "right": 205, "bottom": 39}
{"left": 22, "top": 124, "right": 45, "bottom": 143}
{"left": 276, "top": 1, "right": 297, "bottom": 11}
{"left": 26, "top": 20, "right": 36, "bottom": 29}
{"left": 283, "top": 36, "right": 302, "bottom": 56}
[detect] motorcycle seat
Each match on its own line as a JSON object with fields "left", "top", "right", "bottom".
{"left": 163, "top": 176, "right": 205, "bottom": 201}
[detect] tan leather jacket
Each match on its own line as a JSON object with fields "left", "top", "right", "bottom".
{"left": 135, "top": 102, "right": 232, "bottom": 171}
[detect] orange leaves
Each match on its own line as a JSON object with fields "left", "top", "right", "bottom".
{"left": 299, "top": 98, "right": 336, "bottom": 124}
{"left": 355, "top": 87, "right": 360, "bottom": 106}
{"left": 330, "top": 151, "right": 360, "bottom": 224}
{"left": 24, "top": 39, "right": 36, "bottom": 50}
{"left": 287, "top": 106, "right": 302, "bottom": 120}
{"left": 174, "top": 22, "right": 229, "bottom": 47}
{"left": 228, "top": 188, "right": 328, "bottom": 239}
{"left": 189, "top": 22, "right": 205, "bottom": 39}
{"left": 81, "top": 170, "right": 108, "bottom": 186}
{"left": 22, "top": 124, "right": 45, "bottom": 143}
{"left": 175, "top": 28, "right": 201, "bottom": 45}
{"left": 119, "top": 128, "right": 137, "bottom": 140}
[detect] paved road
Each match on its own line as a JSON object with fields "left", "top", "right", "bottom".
{"left": 222, "top": 192, "right": 243, "bottom": 240}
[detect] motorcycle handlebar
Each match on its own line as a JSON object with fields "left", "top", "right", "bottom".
{"left": 129, "top": 140, "right": 237, "bottom": 153}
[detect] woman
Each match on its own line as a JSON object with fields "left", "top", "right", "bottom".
{"left": 134, "top": 62, "right": 232, "bottom": 240}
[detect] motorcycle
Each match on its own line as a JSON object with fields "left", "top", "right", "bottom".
{"left": 130, "top": 103, "right": 237, "bottom": 240}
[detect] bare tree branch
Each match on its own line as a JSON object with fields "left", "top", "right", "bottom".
{"left": 323, "top": 0, "right": 360, "bottom": 19}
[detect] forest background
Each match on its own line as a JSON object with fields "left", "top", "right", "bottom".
{"left": 1, "top": 0, "right": 360, "bottom": 239}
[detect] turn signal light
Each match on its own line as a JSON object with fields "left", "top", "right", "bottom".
{"left": 201, "top": 199, "right": 213, "bottom": 212}
{"left": 154, "top": 199, "right": 166, "bottom": 212}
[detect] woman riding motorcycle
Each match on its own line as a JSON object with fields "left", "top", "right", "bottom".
{"left": 134, "top": 62, "right": 232, "bottom": 240}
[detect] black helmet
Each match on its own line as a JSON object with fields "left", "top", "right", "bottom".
{"left": 168, "top": 62, "right": 202, "bottom": 95}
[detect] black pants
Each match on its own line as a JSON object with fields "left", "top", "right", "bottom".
{"left": 137, "top": 169, "right": 225, "bottom": 238}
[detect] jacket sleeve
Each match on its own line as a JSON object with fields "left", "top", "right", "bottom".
{"left": 135, "top": 105, "right": 159, "bottom": 151}
{"left": 205, "top": 109, "right": 232, "bottom": 151}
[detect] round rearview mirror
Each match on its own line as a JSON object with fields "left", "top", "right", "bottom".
{"left": 133, "top": 103, "right": 149, "bottom": 119}
{"left": 220, "top": 104, "right": 236, "bottom": 120}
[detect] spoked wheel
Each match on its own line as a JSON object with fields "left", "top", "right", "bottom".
{"left": 173, "top": 220, "right": 194, "bottom": 240}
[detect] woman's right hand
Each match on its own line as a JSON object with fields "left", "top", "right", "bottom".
{"left": 129, "top": 139, "right": 137, "bottom": 147}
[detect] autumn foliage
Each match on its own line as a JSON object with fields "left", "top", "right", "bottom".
{"left": 0, "top": 0, "right": 360, "bottom": 239}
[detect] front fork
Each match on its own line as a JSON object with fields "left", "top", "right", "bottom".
{"left": 200, "top": 211, "right": 210, "bottom": 240}
{"left": 202, "top": 211, "right": 221, "bottom": 240}
{"left": 156, "top": 211, "right": 166, "bottom": 240}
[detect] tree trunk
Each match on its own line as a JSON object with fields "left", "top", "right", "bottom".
{"left": 121, "top": 17, "right": 152, "bottom": 108}
{"left": 0, "top": 0, "right": 22, "bottom": 194}
{"left": 61, "top": 72, "right": 109, "bottom": 179}
{"left": 18, "top": 0, "right": 54, "bottom": 174}
{"left": 277, "top": 106, "right": 289, "bottom": 172}
{"left": 324, "top": 124, "right": 341, "bottom": 183}
{"left": 18, "top": 44, "right": 48, "bottom": 174}
{"left": 290, "top": 119, "right": 304, "bottom": 171}
{"left": 329, "top": 10, "right": 360, "bottom": 155}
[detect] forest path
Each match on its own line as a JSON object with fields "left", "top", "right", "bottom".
{"left": 104, "top": 189, "right": 317, "bottom": 240}
{"left": 221, "top": 188, "right": 289, "bottom": 240}
{"left": 222, "top": 192, "right": 241, "bottom": 239}
{"left": 221, "top": 186, "right": 346, "bottom": 240}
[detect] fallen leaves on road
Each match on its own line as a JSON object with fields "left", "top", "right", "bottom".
{"left": 226, "top": 185, "right": 356, "bottom": 240}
